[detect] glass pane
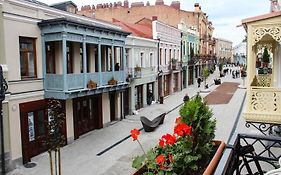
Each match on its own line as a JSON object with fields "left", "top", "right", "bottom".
{"left": 28, "top": 112, "right": 35, "bottom": 142}
{"left": 28, "top": 52, "right": 35, "bottom": 76}
{"left": 38, "top": 110, "right": 45, "bottom": 136}
{"left": 27, "top": 41, "right": 33, "bottom": 50}
{"left": 20, "top": 52, "right": 27, "bottom": 76}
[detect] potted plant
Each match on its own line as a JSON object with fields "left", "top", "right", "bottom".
{"left": 262, "top": 47, "right": 270, "bottom": 68}
{"left": 135, "top": 65, "right": 142, "bottom": 78}
{"left": 87, "top": 80, "right": 97, "bottom": 89}
{"left": 108, "top": 77, "right": 118, "bottom": 85}
{"left": 131, "top": 95, "right": 225, "bottom": 175}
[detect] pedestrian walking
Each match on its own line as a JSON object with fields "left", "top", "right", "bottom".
{"left": 197, "top": 77, "right": 202, "bottom": 88}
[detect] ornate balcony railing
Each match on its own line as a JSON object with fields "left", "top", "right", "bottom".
{"left": 243, "top": 86, "right": 281, "bottom": 124}
{"left": 215, "top": 133, "right": 281, "bottom": 175}
{"left": 127, "top": 67, "right": 156, "bottom": 79}
{"left": 256, "top": 74, "right": 273, "bottom": 87}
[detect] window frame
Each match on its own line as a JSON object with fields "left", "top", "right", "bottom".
{"left": 19, "top": 37, "right": 37, "bottom": 79}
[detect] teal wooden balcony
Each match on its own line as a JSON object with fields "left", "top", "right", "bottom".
{"left": 44, "top": 71, "right": 127, "bottom": 99}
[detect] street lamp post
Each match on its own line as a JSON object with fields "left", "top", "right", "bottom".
{"left": 0, "top": 65, "right": 8, "bottom": 175}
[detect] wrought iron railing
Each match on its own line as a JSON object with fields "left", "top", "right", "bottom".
{"left": 215, "top": 133, "right": 281, "bottom": 175}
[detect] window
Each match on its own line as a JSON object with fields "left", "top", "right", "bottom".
{"left": 160, "top": 48, "right": 162, "bottom": 65}
{"left": 46, "top": 42, "right": 56, "bottom": 74}
{"left": 66, "top": 42, "right": 73, "bottom": 74}
{"left": 149, "top": 53, "right": 153, "bottom": 67}
{"left": 140, "top": 53, "right": 144, "bottom": 67}
{"left": 19, "top": 37, "right": 37, "bottom": 78}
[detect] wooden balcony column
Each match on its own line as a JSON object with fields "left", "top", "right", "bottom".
{"left": 111, "top": 44, "right": 115, "bottom": 76}
{"left": 123, "top": 47, "right": 126, "bottom": 82}
{"left": 41, "top": 34, "right": 46, "bottom": 87}
{"left": 98, "top": 39, "right": 102, "bottom": 86}
{"left": 62, "top": 32, "right": 67, "bottom": 91}
{"left": 82, "top": 36, "right": 87, "bottom": 89}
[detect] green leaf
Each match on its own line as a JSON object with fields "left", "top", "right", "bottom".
{"left": 144, "top": 172, "right": 154, "bottom": 175}
{"left": 132, "top": 155, "right": 145, "bottom": 169}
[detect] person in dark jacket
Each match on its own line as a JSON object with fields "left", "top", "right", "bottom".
{"left": 197, "top": 77, "right": 202, "bottom": 88}
{"left": 183, "top": 93, "right": 190, "bottom": 103}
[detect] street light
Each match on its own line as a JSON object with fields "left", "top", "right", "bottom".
{"left": 0, "top": 65, "right": 8, "bottom": 175}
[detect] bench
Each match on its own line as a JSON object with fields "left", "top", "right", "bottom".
{"left": 140, "top": 113, "right": 166, "bottom": 132}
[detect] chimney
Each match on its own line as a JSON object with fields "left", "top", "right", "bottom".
{"left": 170, "top": 1, "right": 180, "bottom": 10}
{"left": 81, "top": 5, "right": 91, "bottom": 11}
{"left": 131, "top": 2, "right": 144, "bottom": 7}
{"left": 124, "top": 0, "right": 129, "bottom": 8}
{"left": 146, "top": 1, "right": 150, "bottom": 6}
{"left": 155, "top": 0, "right": 164, "bottom": 5}
{"left": 96, "top": 3, "right": 102, "bottom": 9}
{"left": 117, "top": 1, "right": 122, "bottom": 7}
{"left": 152, "top": 16, "right": 158, "bottom": 21}
{"left": 194, "top": 3, "right": 201, "bottom": 12}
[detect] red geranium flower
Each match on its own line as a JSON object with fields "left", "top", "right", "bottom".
{"left": 156, "top": 154, "right": 166, "bottom": 165}
{"left": 175, "top": 116, "right": 182, "bottom": 124}
{"left": 159, "top": 139, "right": 165, "bottom": 147}
{"left": 130, "top": 128, "right": 140, "bottom": 141}
{"left": 174, "top": 123, "right": 192, "bottom": 137}
{"left": 159, "top": 134, "right": 176, "bottom": 146}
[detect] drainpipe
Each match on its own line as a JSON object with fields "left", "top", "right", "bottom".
{"left": 0, "top": 65, "right": 8, "bottom": 175}
{"left": 157, "top": 38, "right": 163, "bottom": 104}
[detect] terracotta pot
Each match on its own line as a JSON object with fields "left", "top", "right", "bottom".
{"left": 133, "top": 140, "right": 225, "bottom": 175}
{"left": 203, "top": 140, "right": 226, "bottom": 175}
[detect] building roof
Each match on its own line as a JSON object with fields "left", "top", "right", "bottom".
{"left": 242, "top": 11, "right": 281, "bottom": 24}
{"left": 112, "top": 19, "right": 152, "bottom": 39}
{"left": 23, "top": 0, "right": 48, "bottom": 6}
{"left": 38, "top": 18, "right": 130, "bottom": 36}
{"left": 50, "top": 1, "right": 77, "bottom": 8}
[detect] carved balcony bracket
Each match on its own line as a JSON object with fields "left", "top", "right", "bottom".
{"left": 245, "top": 121, "right": 281, "bottom": 136}
{"left": 253, "top": 26, "right": 281, "bottom": 46}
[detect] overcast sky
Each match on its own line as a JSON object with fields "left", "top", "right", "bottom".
{"left": 39, "top": 0, "right": 270, "bottom": 46}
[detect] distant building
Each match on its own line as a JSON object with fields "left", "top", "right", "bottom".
{"left": 78, "top": 1, "right": 215, "bottom": 57}
{"left": 214, "top": 38, "right": 233, "bottom": 63}
{"left": 233, "top": 41, "right": 247, "bottom": 65}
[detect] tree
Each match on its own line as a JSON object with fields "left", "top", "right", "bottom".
{"left": 262, "top": 47, "right": 270, "bottom": 63}
{"left": 45, "top": 100, "right": 65, "bottom": 175}
{"left": 202, "top": 67, "right": 210, "bottom": 89}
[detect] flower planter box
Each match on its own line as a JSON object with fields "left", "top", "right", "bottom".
{"left": 133, "top": 140, "right": 225, "bottom": 175}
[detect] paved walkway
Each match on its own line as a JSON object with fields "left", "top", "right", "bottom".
{"left": 8, "top": 68, "right": 248, "bottom": 175}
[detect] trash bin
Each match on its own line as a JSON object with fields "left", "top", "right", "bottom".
{"left": 160, "top": 96, "right": 164, "bottom": 104}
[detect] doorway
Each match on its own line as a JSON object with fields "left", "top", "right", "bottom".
{"left": 73, "top": 95, "right": 102, "bottom": 139}
{"left": 20, "top": 100, "right": 66, "bottom": 164}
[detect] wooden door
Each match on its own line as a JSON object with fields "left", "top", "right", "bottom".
{"left": 123, "top": 89, "right": 129, "bottom": 117}
{"left": 164, "top": 75, "right": 170, "bottom": 96}
{"left": 20, "top": 100, "right": 66, "bottom": 164}
{"left": 135, "top": 85, "right": 143, "bottom": 110}
{"left": 188, "top": 66, "right": 194, "bottom": 85}
{"left": 73, "top": 95, "right": 103, "bottom": 139}
{"left": 110, "top": 93, "right": 116, "bottom": 121}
